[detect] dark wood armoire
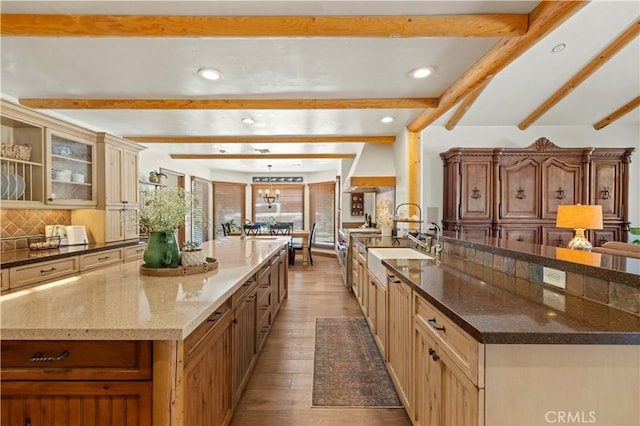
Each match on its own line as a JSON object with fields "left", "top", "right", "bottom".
{"left": 440, "top": 137, "right": 634, "bottom": 247}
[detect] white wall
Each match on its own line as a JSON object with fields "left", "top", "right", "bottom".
{"left": 417, "top": 124, "right": 640, "bottom": 227}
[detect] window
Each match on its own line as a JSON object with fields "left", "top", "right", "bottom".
{"left": 191, "top": 177, "right": 210, "bottom": 243}
{"left": 213, "top": 181, "right": 246, "bottom": 238}
{"left": 252, "top": 184, "right": 304, "bottom": 230}
{"left": 309, "top": 181, "right": 335, "bottom": 247}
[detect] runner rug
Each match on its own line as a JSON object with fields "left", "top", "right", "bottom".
{"left": 312, "top": 317, "right": 403, "bottom": 408}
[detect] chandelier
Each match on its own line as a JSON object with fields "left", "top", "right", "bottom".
{"left": 258, "top": 164, "right": 279, "bottom": 208}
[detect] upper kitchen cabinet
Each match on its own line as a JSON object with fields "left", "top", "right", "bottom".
{"left": 441, "top": 138, "right": 634, "bottom": 246}
{"left": 0, "top": 100, "right": 45, "bottom": 207}
{"left": 96, "top": 132, "right": 143, "bottom": 209}
{"left": 72, "top": 133, "right": 144, "bottom": 243}
{"left": 45, "top": 128, "right": 97, "bottom": 207}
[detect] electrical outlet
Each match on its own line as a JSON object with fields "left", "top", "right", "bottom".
{"left": 543, "top": 266, "right": 566, "bottom": 289}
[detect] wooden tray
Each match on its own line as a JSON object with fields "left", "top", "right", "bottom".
{"left": 140, "top": 257, "right": 218, "bottom": 276}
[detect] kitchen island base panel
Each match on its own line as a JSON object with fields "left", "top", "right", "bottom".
{"left": 484, "top": 344, "right": 640, "bottom": 426}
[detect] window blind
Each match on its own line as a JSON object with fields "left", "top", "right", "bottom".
{"left": 309, "top": 181, "right": 335, "bottom": 246}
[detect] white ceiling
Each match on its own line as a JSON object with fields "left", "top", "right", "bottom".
{"left": 1, "top": 1, "right": 638, "bottom": 174}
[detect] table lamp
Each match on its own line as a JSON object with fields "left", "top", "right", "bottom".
{"left": 556, "top": 204, "right": 603, "bottom": 251}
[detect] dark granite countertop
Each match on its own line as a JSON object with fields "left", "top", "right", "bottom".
{"left": 352, "top": 235, "right": 414, "bottom": 248}
{"left": 440, "top": 232, "right": 639, "bottom": 287}
{"left": 382, "top": 257, "right": 640, "bottom": 345}
{"left": 1, "top": 239, "right": 147, "bottom": 269}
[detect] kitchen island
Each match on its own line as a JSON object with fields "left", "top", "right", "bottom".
{"left": 1, "top": 236, "right": 290, "bottom": 425}
{"left": 350, "top": 232, "right": 639, "bottom": 426}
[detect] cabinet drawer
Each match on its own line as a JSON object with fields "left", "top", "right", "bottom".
{"left": 124, "top": 244, "right": 147, "bottom": 263}
{"left": 1, "top": 340, "right": 151, "bottom": 381}
{"left": 184, "top": 300, "right": 231, "bottom": 364}
{"left": 80, "top": 248, "right": 123, "bottom": 271}
{"left": 257, "top": 281, "right": 271, "bottom": 304}
{"left": 414, "top": 294, "right": 479, "bottom": 385}
{"left": 1, "top": 268, "right": 8, "bottom": 292}
{"left": 232, "top": 278, "right": 257, "bottom": 308}
{"left": 9, "top": 256, "right": 79, "bottom": 289}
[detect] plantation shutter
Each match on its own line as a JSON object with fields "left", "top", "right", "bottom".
{"left": 309, "top": 181, "right": 335, "bottom": 246}
{"left": 191, "top": 177, "right": 210, "bottom": 243}
{"left": 213, "top": 181, "right": 246, "bottom": 238}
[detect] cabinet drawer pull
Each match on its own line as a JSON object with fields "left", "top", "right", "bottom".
{"left": 371, "top": 281, "right": 375, "bottom": 286}
{"left": 98, "top": 256, "right": 110, "bottom": 261}
{"left": 136, "top": 248, "right": 145, "bottom": 253}
{"left": 40, "top": 267, "right": 57, "bottom": 274}
{"left": 245, "top": 295, "right": 256, "bottom": 302}
{"left": 428, "top": 318, "right": 446, "bottom": 332}
{"left": 29, "top": 349, "right": 70, "bottom": 362}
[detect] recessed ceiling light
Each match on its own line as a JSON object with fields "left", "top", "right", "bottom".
{"left": 241, "top": 117, "right": 255, "bottom": 124}
{"left": 409, "top": 66, "right": 435, "bottom": 79}
{"left": 197, "top": 68, "right": 223, "bottom": 81}
{"left": 316, "top": 144, "right": 327, "bottom": 149}
{"left": 380, "top": 116, "right": 395, "bottom": 124}
{"left": 551, "top": 43, "right": 566, "bottom": 53}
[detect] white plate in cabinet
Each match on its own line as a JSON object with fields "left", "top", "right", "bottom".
{"left": 79, "top": 249, "right": 123, "bottom": 271}
{"left": 124, "top": 244, "right": 147, "bottom": 263}
{"left": 9, "top": 256, "right": 80, "bottom": 290}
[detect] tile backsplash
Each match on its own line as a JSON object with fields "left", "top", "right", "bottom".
{"left": 1, "top": 209, "right": 71, "bottom": 251}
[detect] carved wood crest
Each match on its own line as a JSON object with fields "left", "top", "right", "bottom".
{"left": 532, "top": 137, "right": 558, "bottom": 152}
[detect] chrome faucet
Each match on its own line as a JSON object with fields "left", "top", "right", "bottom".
{"left": 430, "top": 222, "right": 442, "bottom": 256}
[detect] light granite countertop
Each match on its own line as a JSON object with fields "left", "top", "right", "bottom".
{"left": 0, "top": 237, "right": 289, "bottom": 341}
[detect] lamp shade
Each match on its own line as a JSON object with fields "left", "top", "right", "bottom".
{"left": 556, "top": 204, "right": 603, "bottom": 230}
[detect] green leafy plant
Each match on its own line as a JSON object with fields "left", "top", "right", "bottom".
{"left": 140, "top": 187, "right": 197, "bottom": 232}
{"left": 630, "top": 227, "right": 640, "bottom": 245}
{"left": 149, "top": 170, "right": 168, "bottom": 183}
{"left": 182, "top": 241, "right": 202, "bottom": 251}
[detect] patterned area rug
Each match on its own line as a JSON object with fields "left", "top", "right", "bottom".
{"left": 312, "top": 317, "right": 403, "bottom": 408}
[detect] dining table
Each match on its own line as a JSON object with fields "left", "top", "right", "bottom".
{"left": 228, "top": 228, "right": 311, "bottom": 266}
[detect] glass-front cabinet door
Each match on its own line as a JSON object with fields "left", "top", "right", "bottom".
{"left": 45, "top": 129, "right": 97, "bottom": 206}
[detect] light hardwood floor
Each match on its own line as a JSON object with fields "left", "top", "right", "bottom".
{"left": 229, "top": 255, "right": 412, "bottom": 426}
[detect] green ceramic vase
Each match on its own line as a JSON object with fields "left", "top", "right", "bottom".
{"left": 143, "top": 230, "right": 181, "bottom": 268}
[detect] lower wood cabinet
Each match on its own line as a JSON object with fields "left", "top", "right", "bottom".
{"left": 183, "top": 303, "right": 233, "bottom": 426}
{"left": 232, "top": 279, "right": 258, "bottom": 405}
{"left": 414, "top": 322, "right": 481, "bottom": 426}
{"left": 366, "top": 272, "right": 377, "bottom": 334}
{"left": 387, "top": 274, "right": 414, "bottom": 418}
{"left": 9, "top": 256, "right": 80, "bottom": 290}
{"left": 1, "top": 381, "right": 152, "bottom": 426}
{"left": 1, "top": 340, "right": 152, "bottom": 426}
{"left": 79, "top": 248, "right": 123, "bottom": 271}
{"left": 374, "top": 274, "right": 388, "bottom": 358}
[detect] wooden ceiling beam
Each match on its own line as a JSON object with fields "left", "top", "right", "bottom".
{"left": 407, "top": 1, "right": 587, "bottom": 132}
{"left": 1, "top": 14, "right": 528, "bottom": 38}
{"left": 126, "top": 135, "right": 395, "bottom": 144}
{"left": 519, "top": 19, "right": 639, "bottom": 130}
{"left": 445, "top": 78, "right": 491, "bottom": 130}
{"left": 593, "top": 96, "right": 640, "bottom": 130}
{"left": 170, "top": 153, "right": 356, "bottom": 160}
{"left": 19, "top": 98, "right": 436, "bottom": 110}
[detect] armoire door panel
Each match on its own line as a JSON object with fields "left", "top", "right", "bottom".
{"left": 542, "top": 158, "right": 582, "bottom": 220}
{"left": 591, "top": 161, "right": 622, "bottom": 220}
{"left": 461, "top": 162, "right": 492, "bottom": 220}
{"left": 500, "top": 159, "right": 539, "bottom": 219}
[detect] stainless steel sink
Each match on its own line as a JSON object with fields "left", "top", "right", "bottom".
{"left": 367, "top": 248, "right": 433, "bottom": 284}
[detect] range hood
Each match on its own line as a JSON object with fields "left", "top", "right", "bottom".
{"left": 343, "top": 144, "right": 396, "bottom": 193}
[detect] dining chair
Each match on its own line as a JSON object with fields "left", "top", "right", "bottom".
{"left": 269, "top": 223, "right": 292, "bottom": 235}
{"left": 243, "top": 224, "right": 262, "bottom": 235}
{"left": 222, "top": 223, "right": 231, "bottom": 237}
{"left": 290, "top": 222, "right": 317, "bottom": 265}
